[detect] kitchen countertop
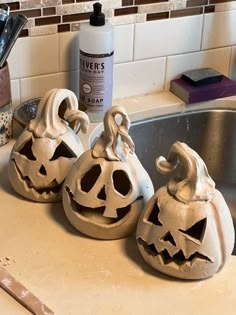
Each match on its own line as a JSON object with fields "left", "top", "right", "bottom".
{"left": 1, "top": 91, "right": 236, "bottom": 315}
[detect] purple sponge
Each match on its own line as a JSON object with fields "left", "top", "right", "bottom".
{"left": 170, "top": 76, "right": 236, "bottom": 104}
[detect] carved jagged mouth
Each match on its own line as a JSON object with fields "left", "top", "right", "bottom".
{"left": 66, "top": 186, "right": 134, "bottom": 225}
{"left": 137, "top": 238, "right": 213, "bottom": 267}
{"left": 12, "top": 160, "right": 61, "bottom": 198}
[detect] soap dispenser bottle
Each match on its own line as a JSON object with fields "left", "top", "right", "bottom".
{"left": 79, "top": 2, "right": 114, "bottom": 122}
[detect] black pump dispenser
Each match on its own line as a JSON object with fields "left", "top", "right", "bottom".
{"left": 90, "top": 2, "right": 105, "bottom": 26}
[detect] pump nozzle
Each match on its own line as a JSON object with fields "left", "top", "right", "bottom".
{"left": 90, "top": 2, "right": 105, "bottom": 26}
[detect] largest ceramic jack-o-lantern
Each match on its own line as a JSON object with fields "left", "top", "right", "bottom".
{"left": 8, "top": 89, "right": 90, "bottom": 202}
{"left": 62, "top": 106, "right": 154, "bottom": 239}
{"left": 136, "top": 142, "right": 235, "bottom": 280}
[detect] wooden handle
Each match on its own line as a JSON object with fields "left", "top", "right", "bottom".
{"left": 0, "top": 266, "right": 54, "bottom": 315}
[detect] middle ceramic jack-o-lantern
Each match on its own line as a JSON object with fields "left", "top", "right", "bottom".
{"left": 62, "top": 106, "right": 154, "bottom": 240}
{"left": 136, "top": 141, "right": 235, "bottom": 280}
{"left": 8, "top": 88, "right": 90, "bottom": 202}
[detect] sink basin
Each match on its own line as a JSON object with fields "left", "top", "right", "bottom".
{"left": 129, "top": 108, "right": 236, "bottom": 254}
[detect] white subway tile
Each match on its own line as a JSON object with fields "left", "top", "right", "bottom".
{"left": 8, "top": 34, "right": 60, "bottom": 80}
{"left": 202, "top": 11, "right": 236, "bottom": 50}
{"left": 134, "top": 15, "right": 203, "bottom": 61}
{"left": 114, "top": 24, "right": 134, "bottom": 63}
{"left": 20, "top": 71, "right": 79, "bottom": 103}
{"left": 7, "top": 39, "right": 21, "bottom": 79}
{"left": 165, "top": 47, "right": 231, "bottom": 90}
{"left": 113, "top": 57, "right": 166, "bottom": 99}
{"left": 68, "top": 70, "right": 80, "bottom": 99}
{"left": 10, "top": 79, "right": 20, "bottom": 110}
{"left": 229, "top": 46, "right": 236, "bottom": 81}
{"left": 59, "top": 32, "right": 80, "bottom": 72}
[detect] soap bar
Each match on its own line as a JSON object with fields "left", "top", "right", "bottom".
{"left": 181, "top": 68, "right": 223, "bottom": 86}
{"left": 170, "top": 75, "right": 236, "bottom": 104}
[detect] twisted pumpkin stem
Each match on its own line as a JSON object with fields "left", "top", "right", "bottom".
{"left": 156, "top": 141, "right": 215, "bottom": 203}
{"left": 63, "top": 109, "right": 90, "bottom": 134}
{"left": 29, "top": 89, "right": 89, "bottom": 139}
{"left": 92, "top": 106, "right": 134, "bottom": 161}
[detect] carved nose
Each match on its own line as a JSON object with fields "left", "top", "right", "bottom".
{"left": 39, "top": 164, "right": 47, "bottom": 175}
{"left": 97, "top": 186, "right": 106, "bottom": 200}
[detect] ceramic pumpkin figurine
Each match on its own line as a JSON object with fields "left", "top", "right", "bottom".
{"left": 62, "top": 106, "right": 154, "bottom": 240}
{"left": 8, "top": 88, "right": 90, "bottom": 202}
{"left": 136, "top": 141, "right": 235, "bottom": 280}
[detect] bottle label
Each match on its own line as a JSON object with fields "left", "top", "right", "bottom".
{"left": 79, "top": 50, "right": 114, "bottom": 112}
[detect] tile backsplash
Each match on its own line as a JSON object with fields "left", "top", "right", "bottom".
{"left": 0, "top": 0, "right": 236, "bottom": 108}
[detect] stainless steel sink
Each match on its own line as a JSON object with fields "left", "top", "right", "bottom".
{"left": 129, "top": 108, "right": 236, "bottom": 254}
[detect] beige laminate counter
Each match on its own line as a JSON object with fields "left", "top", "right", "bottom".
{"left": 1, "top": 92, "right": 236, "bottom": 315}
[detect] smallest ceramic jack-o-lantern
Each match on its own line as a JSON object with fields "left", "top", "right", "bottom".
{"left": 8, "top": 88, "right": 90, "bottom": 202}
{"left": 136, "top": 141, "right": 235, "bottom": 280}
{"left": 62, "top": 106, "right": 154, "bottom": 240}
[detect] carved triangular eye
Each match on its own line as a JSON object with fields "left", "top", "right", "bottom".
{"left": 18, "top": 139, "right": 36, "bottom": 161}
{"left": 147, "top": 202, "right": 163, "bottom": 226}
{"left": 162, "top": 231, "right": 176, "bottom": 246}
{"left": 179, "top": 218, "right": 207, "bottom": 242}
{"left": 50, "top": 141, "right": 77, "bottom": 161}
{"left": 112, "top": 170, "right": 131, "bottom": 196}
{"left": 81, "top": 165, "right": 102, "bottom": 192}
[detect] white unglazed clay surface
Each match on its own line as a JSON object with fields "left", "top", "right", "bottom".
{"left": 63, "top": 106, "right": 154, "bottom": 240}
{"left": 1, "top": 92, "right": 236, "bottom": 314}
{"left": 8, "top": 89, "right": 89, "bottom": 203}
{"left": 137, "top": 142, "right": 235, "bottom": 280}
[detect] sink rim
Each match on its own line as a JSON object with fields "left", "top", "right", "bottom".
{"left": 89, "top": 100, "right": 236, "bottom": 147}
{"left": 131, "top": 107, "right": 236, "bottom": 126}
